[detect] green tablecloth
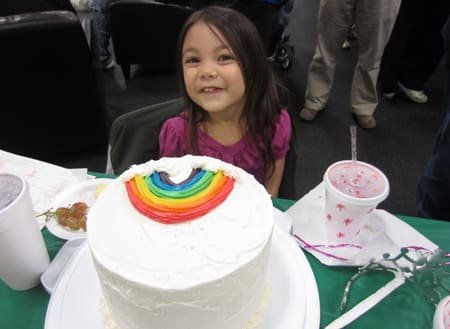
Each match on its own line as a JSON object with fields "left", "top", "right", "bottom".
{"left": 1, "top": 197, "right": 449, "bottom": 329}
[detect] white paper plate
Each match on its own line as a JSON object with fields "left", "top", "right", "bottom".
{"left": 46, "top": 179, "right": 114, "bottom": 240}
{"left": 40, "top": 238, "right": 87, "bottom": 294}
{"left": 45, "top": 226, "right": 320, "bottom": 329}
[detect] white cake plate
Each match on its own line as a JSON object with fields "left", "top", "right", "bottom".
{"left": 44, "top": 226, "right": 320, "bottom": 329}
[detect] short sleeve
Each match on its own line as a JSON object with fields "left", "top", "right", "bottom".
{"left": 159, "top": 116, "right": 189, "bottom": 157}
{"left": 272, "top": 109, "right": 292, "bottom": 159}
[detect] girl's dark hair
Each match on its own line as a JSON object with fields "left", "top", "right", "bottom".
{"left": 176, "top": 5, "right": 284, "bottom": 178}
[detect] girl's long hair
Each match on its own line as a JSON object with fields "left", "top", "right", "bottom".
{"left": 176, "top": 6, "right": 285, "bottom": 177}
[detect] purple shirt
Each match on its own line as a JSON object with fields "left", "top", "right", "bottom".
{"left": 159, "top": 109, "right": 291, "bottom": 183}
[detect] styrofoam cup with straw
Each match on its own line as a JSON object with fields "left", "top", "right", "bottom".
{"left": 323, "top": 126, "right": 390, "bottom": 242}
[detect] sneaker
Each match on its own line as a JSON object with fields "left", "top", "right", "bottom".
{"left": 397, "top": 82, "right": 428, "bottom": 103}
{"left": 299, "top": 108, "right": 319, "bottom": 121}
{"left": 382, "top": 91, "right": 397, "bottom": 99}
{"left": 354, "top": 114, "right": 376, "bottom": 129}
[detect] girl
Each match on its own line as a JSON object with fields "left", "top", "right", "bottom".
{"left": 159, "top": 6, "right": 292, "bottom": 197}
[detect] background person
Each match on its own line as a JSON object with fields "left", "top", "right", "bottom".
{"left": 417, "top": 17, "right": 450, "bottom": 221}
{"left": 299, "top": 0, "right": 401, "bottom": 129}
{"left": 89, "top": 0, "right": 115, "bottom": 69}
{"left": 379, "top": 1, "right": 450, "bottom": 104}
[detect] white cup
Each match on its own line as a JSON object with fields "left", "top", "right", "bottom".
{"left": 433, "top": 295, "right": 450, "bottom": 329}
{"left": 0, "top": 173, "right": 50, "bottom": 290}
{"left": 323, "top": 160, "right": 389, "bottom": 242}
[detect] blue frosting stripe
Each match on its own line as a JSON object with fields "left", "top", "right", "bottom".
{"left": 150, "top": 169, "right": 206, "bottom": 191}
{"left": 145, "top": 170, "right": 214, "bottom": 199}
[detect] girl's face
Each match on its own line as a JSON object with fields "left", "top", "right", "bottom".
{"left": 182, "top": 21, "right": 246, "bottom": 117}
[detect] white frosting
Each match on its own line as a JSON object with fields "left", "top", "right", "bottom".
{"left": 88, "top": 155, "right": 274, "bottom": 329}
{"left": 99, "top": 280, "right": 272, "bottom": 329}
{"left": 120, "top": 155, "right": 245, "bottom": 183}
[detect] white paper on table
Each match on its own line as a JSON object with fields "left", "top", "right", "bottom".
{"left": 0, "top": 150, "right": 88, "bottom": 228}
{"left": 286, "top": 183, "right": 438, "bottom": 267}
{"left": 69, "top": 168, "right": 94, "bottom": 181}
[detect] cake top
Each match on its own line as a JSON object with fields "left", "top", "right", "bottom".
{"left": 123, "top": 158, "right": 237, "bottom": 224}
{"left": 88, "top": 155, "right": 274, "bottom": 289}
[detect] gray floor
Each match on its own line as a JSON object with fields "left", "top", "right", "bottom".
{"left": 65, "top": 0, "right": 446, "bottom": 218}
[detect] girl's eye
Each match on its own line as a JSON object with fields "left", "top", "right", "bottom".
{"left": 218, "top": 54, "right": 234, "bottom": 62}
{"left": 184, "top": 57, "right": 199, "bottom": 64}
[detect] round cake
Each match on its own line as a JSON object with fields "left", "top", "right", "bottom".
{"left": 87, "top": 155, "right": 274, "bottom": 329}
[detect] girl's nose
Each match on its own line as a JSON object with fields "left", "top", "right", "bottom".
{"left": 200, "top": 62, "right": 217, "bottom": 79}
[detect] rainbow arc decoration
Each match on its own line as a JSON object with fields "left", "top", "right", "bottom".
{"left": 125, "top": 169, "right": 235, "bottom": 224}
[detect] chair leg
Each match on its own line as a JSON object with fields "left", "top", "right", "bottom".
{"left": 121, "top": 64, "right": 131, "bottom": 80}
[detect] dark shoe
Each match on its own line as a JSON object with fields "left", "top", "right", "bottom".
{"left": 299, "top": 108, "right": 319, "bottom": 121}
{"left": 347, "top": 25, "right": 357, "bottom": 40}
{"left": 101, "top": 57, "right": 116, "bottom": 70}
{"left": 355, "top": 114, "right": 376, "bottom": 129}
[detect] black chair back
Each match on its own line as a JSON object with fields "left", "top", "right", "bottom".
{"left": 108, "top": 0, "right": 193, "bottom": 79}
{"left": 107, "top": 98, "right": 183, "bottom": 174}
{"left": 0, "top": 11, "right": 108, "bottom": 161}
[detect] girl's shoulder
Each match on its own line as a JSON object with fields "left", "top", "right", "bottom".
{"left": 275, "top": 108, "right": 292, "bottom": 131}
{"left": 160, "top": 113, "right": 188, "bottom": 134}
{"left": 159, "top": 112, "right": 189, "bottom": 157}
{"left": 278, "top": 108, "right": 291, "bottom": 123}
{"left": 271, "top": 108, "right": 292, "bottom": 157}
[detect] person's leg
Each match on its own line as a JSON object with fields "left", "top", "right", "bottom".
{"left": 275, "top": 0, "right": 294, "bottom": 28}
{"left": 417, "top": 18, "right": 450, "bottom": 220}
{"left": 302, "top": 0, "right": 353, "bottom": 116}
{"left": 89, "top": 0, "right": 113, "bottom": 68}
{"left": 378, "top": 0, "right": 413, "bottom": 96}
{"left": 350, "top": 0, "right": 401, "bottom": 118}
{"left": 417, "top": 63, "right": 450, "bottom": 220}
{"left": 269, "top": 0, "right": 294, "bottom": 54}
{"left": 397, "top": 1, "right": 449, "bottom": 92}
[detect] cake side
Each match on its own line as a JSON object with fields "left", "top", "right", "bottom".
{"left": 87, "top": 155, "right": 274, "bottom": 329}
{"left": 91, "top": 237, "right": 271, "bottom": 329}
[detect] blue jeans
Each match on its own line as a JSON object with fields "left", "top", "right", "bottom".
{"left": 417, "top": 19, "right": 450, "bottom": 220}
{"left": 275, "top": 0, "right": 294, "bottom": 28}
{"left": 89, "top": 0, "right": 111, "bottom": 64}
{"left": 417, "top": 81, "right": 450, "bottom": 220}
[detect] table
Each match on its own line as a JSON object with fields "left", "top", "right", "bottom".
{"left": 1, "top": 197, "right": 449, "bottom": 329}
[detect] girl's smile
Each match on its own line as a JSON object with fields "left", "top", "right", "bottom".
{"left": 182, "top": 21, "right": 246, "bottom": 118}
{"left": 200, "top": 87, "right": 223, "bottom": 93}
